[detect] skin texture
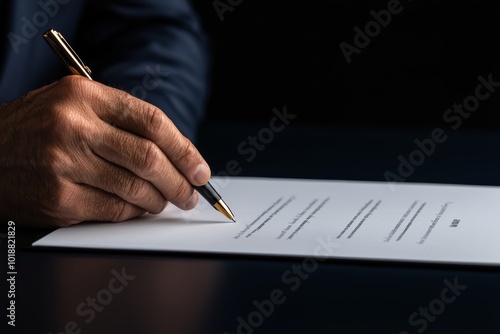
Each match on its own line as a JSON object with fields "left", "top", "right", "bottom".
{"left": 0, "top": 76, "right": 211, "bottom": 228}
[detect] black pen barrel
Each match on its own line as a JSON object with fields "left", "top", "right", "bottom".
{"left": 193, "top": 182, "right": 221, "bottom": 205}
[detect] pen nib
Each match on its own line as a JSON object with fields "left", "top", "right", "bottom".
{"left": 213, "top": 200, "right": 236, "bottom": 222}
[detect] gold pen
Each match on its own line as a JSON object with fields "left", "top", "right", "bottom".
{"left": 42, "top": 29, "right": 236, "bottom": 222}
{"left": 43, "top": 29, "right": 92, "bottom": 80}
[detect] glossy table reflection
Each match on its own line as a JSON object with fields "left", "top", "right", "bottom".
{"left": 14, "top": 123, "right": 500, "bottom": 334}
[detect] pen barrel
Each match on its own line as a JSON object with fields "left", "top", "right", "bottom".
{"left": 193, "top": 183, "right": 221, "bottom": 206}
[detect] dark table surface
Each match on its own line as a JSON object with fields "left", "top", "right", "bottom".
{"left": 6, "top": 122, "right": 500, "bottom": 334}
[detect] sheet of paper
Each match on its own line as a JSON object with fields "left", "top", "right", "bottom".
{"left": 33, "top": 177, "right": 500, "bottom": 266}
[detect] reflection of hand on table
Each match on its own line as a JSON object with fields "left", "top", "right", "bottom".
{"left": 52, "top": 256, "right": 224, "bottom": 333}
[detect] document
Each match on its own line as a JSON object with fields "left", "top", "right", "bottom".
{"left": 33, "top": 177, "right": 500, "bottom": 266}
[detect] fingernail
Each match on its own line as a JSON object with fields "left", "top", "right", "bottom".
{"left": 193, "top": 164, "right": 211, "bottom": 185}
{"left": 184, "top": 191, "right": 199, "bottom": 210}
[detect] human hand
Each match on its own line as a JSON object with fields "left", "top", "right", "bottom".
{"left": 0, "top": 76, "right": 210, "bottom": 227}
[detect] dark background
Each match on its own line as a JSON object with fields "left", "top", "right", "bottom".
{"left": 192, "top": 0, "right": 500, "bottom": 129}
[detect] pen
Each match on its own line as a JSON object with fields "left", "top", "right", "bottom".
{"left": 43, "top": 29, "right": 236, "bottom": 222}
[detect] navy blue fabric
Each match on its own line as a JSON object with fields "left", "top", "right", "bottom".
{"left": 0, "top": 0, "right": 210, "bottom": 140}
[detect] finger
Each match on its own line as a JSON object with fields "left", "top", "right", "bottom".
{"left": 88, "top": 122, "right": 199, "bottom": 210}
{"left": 87, "top": 82, "right": 211, "bottom": 186}
{"left": 56, "top": 180, "right": 146, "bottom": 225}
{"left": 71, "top": 151, "right": 168, "bottom": 214}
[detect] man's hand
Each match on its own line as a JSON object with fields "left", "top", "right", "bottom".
{"left": 0, "top": 76, "right": 211, "bottom": 227}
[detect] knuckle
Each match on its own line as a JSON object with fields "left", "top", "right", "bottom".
{"left": 124, "top": 178, "right": 148, "bottom": 202}
{"left": 57, "top": 75, "right": 93, "bottom": 97}
{"left": 138, "top": 141, "right": 163, "bottom": 178}
{"left": 149, "top": 200, "right": 167, "bottom": 214}
{"left": 118, "top": 89, "right": 135, "bottom": 107}
{"left": 116, "top": 92, "right": 139, "bottom": 120}
{"left": 46, "top": 107, "right": 88, "bottom": 147}
{"left": 103, "top": 195, "right": 141, "bottom": 222}
{"left": 145, "top": 105, "right": 165, "bottom": 135}
{"left": 115, "top": 93, "right": 166, "bottom": 136}
{"left": 49, "top": 103, "right": 76, "bottom": 129}
{"left": 108, "top": 201, "right": 129, "bottom": 222}
{"left": 172, "top": 140, "right": 197, "bottom": 166}
{"left": 171, "top": 181, "right": 192, "bottom": 204}
{"left": 42, "top": 81, "right": 96, "bottom": 135}
{"left": 110, "top": 203, "right": 144, "bottom": 222}
{"left": 50, "top": 182, "right": 80, "bottom": 225}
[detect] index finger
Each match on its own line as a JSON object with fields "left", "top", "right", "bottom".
{"left": 89, "top": 80, "right": 211, "bottom": 187}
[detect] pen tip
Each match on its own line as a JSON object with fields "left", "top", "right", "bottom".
{"left": 232, "top": 219, "right": 236, "bottom": 223}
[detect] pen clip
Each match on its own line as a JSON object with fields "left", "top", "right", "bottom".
{"left": 43, "top": 29, "right": 92, "bottom": 80}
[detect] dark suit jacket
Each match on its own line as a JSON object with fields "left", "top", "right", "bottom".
{"left": 0, "top": 0, "right": 210, "bottom": 140}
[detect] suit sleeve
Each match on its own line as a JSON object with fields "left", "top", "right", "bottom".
{"left": 76, "top": 0, "right": 211, "bottom": 141}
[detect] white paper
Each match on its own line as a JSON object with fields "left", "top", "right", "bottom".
{"left": 33, "top": 177, "right": 500, "bottom": 266}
